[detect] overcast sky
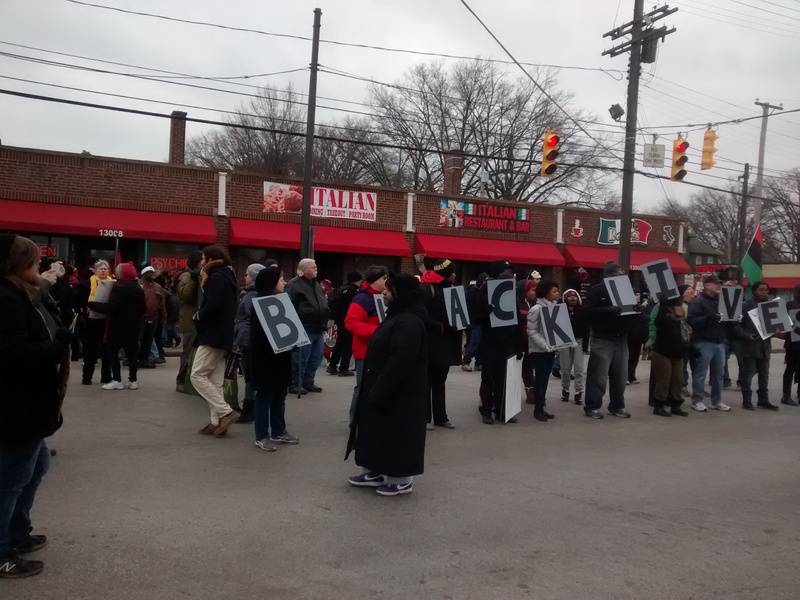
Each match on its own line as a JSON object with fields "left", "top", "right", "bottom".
{"left": 1, "top": 0, "right": 799, "bottom": 214}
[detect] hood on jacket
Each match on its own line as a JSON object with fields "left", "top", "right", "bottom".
{"left": 562, "top": 288, "right": 581, "bottom": 305}
{"left": 536, "top": 296, "right": 558, "bottom": 308}
{"left": 115, "top": 261, "right": 138, "bottom": 282}
{"left": 255, "top": 268, "right": 282, "bottom": 296}
{"left": 420, "top": 270, "right": 445, "bottom": 285}
{"left": 476, "top": 272, "right": 489, "bottom": 288}
{"left": 187, "top": 249, "right": 203, "bottom": 271}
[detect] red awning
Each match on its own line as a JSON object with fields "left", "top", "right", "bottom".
{"left": 414, "top": 233, "right": 564, "bottom": 266}
{"left": 0, "top": 199, "right": 217, "bottom": 243}
{"left": 563, "top": 245, "right": 692, "bottom": 274}
{"left": 228, "top": 219, "right": 410, "bottom": 256}
{"left": 764, "top": 277, "right": 798, "bottom": 290}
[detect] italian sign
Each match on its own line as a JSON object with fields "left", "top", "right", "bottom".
{"left": 540, "top": 304, "right": 576, "bottom": 349}
{"left": 487, "top": 278, "right": 518, "bottom": 328}
{"left": 641, "top": 259, "right": 679, "bottom": 302}
{"left": 604, "top": 275, "right": 639, "bottom": 316}
{"left": 252, "top": 293, "right": 311, "bottom": 353}
{"left": 720, "top": 286, "right": 744, "bottom": 322}
{"left": 263, "top": 182, "right": 377, "bottom": 222}
{"left": 443, "top": 285, "right": 470, "bottom": 331}
{"left": 439, "top": 199, "right": 530, "bottom": 233}
{"left": 597, "top": 218, "right": 652, "bottom": 246}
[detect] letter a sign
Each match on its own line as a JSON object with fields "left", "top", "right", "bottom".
{"left": 443, "top": 285, "right": 470, "bottom": 330}
{"left": 252, "top": 294, "right": 311, "bottom": 353}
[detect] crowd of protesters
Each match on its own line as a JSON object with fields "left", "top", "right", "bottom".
{"left": 3, "top": 232, "right": 798, "bottom": 578}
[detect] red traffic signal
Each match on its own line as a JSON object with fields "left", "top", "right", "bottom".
{"left": 546, "top": 134, "right": 560, "bottom": 148}
{"left": 675, "top": 140, "right": 689, "bottom": 153}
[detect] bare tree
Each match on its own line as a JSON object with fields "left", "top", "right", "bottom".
{"left": 761, "top": 169, "right": 800, "bottom": 263}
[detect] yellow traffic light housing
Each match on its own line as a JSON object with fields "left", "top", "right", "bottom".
{"left": 541, "top": 129, "right": 559, "bottom": 177}
{"left": 701, "top": 127, "right": 718, "bottom": 170}
{"left": 671, "top": 137, "right": 689, "bottom": 181}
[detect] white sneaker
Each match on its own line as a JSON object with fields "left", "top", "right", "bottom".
{"left": 124, "top": 381, "right": 139, "bottom": 390}
{"left": 692, "top": 402, "right": 708, "bottom": 412}
{"left": 101, "top": 381, "right": 124, "bottom": 390}
{"left": 712, "top": 402, "right": 732, "bottom": 412}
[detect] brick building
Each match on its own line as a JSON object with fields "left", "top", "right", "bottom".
{"left": 0, "top": 113, "right": 690, "bottom": 290}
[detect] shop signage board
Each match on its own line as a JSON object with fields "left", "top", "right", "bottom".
{"left": 263, "top": 182, "right": 377, "bottom": 222}
{"left": 439, "top": 199, "right": 530, "bottom": 233}
{"left": 597, "top": 218, "right": 652, "bottom": 246}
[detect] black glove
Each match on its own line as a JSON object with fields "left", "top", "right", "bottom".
{"left": 749, "top": 333, "right": 760, "bottom": 341}
{"left": 54, "top": 328, "right": 75, "bottom": 345}
{"left": 610, "top": 306, "right": 622, "bottom": 316}
{"left": 714, "top": 313, "right": 723, "bottom": 323}
{"left": 633, "top": 304, "right": 643, "bottom": 313}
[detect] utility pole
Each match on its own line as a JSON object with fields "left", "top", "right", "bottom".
{"left": 751, "top": 99, "right": 783, "bottom": 226}
{"left": 603, "top": 4, "right": 676, "bottom": 272}
{"left": 738, "top": 163, "right": 750, "bottom": 267}
{"left": 299, "top": 8, "right": 322, "bottom": 260}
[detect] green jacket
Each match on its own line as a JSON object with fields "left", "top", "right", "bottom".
{"left": 176, "top": 269, "right": 200, "bottom": 333}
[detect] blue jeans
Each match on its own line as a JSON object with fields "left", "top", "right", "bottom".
{"left": 254, "top": 389, "right": 287, "bottom": 440}
{"left": 349, "top": 358, "right": 365, "bottom": 423}
{"left": 692, "top": 341, "right": 726, "bottom": 405}
{"left": 291, "top": 332, "right": 324, "bottom": 388}
{"left": 0, "top": 439, "right": 50, "bottom": 557}
{"left": 464, "top": 325, "right": 482, "bottom": 365}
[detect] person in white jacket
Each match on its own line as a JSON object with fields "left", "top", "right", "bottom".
{"left": 526, "top": 279, "right": 564, "bottom": 422}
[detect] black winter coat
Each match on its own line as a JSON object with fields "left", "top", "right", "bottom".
{"left": 653, "top": 302, "right": 691, "bottom": 359}
{"left": 687, "top": 293, "right": 727, "bottom": 344}
{"left": 475, "top": 277, "right": 519, "bottom": 357}
{"left": 249, "top": 300, "right": 292, "bottom": 393}
{"left": 90, "top": 281, "right": 145, "bottom": 348}
{"left": 195, "top": 263, "right": 238, "bottom": 350}
{"left": 346, "top": 293, "right": 428, "bottom": 478}
{"left": 583, "top": 282, "right": 640, "bottom": 341}
{"left": 0, "top": 279, "right": 68, "bottom": 443}
{"left": 332, "top": 283, "right": 359, "bottom": 324}
{"left": 287, "top": 276, "right": 330, "bottom": 333}
{"left": 421, "top": 281, "right": 462, "bottom": 367}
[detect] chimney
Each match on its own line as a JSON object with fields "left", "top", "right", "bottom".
{"left": 169, "top": 110, "right": 188, "bottom": 164}
{"left": 443, "top": 145, "right": 463, "bottom": 197}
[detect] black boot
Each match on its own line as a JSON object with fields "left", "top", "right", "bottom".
{"left": 533, "top": 392, "right": 549, "bottom": 422}
{"left": 561, "top": 389, "right": 570, "bottom": 403}
{"left": 525, "top": 387, "right": 535, "bottom": 405}
{"left": 237, "top": 397, "right": 254, "bottom": 424}
{"left": 742, "top": 393, "right": 756, "bottom": 411}
{"left": 653, "top": 402, "right": 671, "bottom": 417}
{"left": 574, "top": 392, "right": 583, "bottom": 405}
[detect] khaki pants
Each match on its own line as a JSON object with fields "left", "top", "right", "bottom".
{"left": 176, "top": 330, "right": 197, "bottom": 386}
{"left": 190, "top": 345, "right": 229, "bottom": 425}
{"left": 651, "top": 350, "right": 684, "bottom": 406}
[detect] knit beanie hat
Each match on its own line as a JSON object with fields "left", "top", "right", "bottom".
{"left": 255, "top": 267, "right": 283, "bottom": 296}
{"left": 433, "top": 259, "right": 455, "bottom": 279}
{"left": 247, "top": 263, "right": 266, "bottom": 280}
{"left": 347, "top": 270, "right": 363, "bottom": 283}
{"left": 264, "top": 259, "right": 279, "bottom": 269}
{"left": 489, "top": 259, "right": 512, "bottom": 278}
{"left": 603, "top": 261, "right": 623, "bottom": 277}
{"left": 187, "top": 249, "right": 203, "bottom": 270}
{"left": 387, "top": 271, "right": 420, "bottom": 298}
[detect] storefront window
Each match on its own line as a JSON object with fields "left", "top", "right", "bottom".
{"left": 147, "top": 242, "right": 203, "bottom": 275}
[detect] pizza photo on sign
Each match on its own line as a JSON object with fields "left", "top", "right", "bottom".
{"left": 263, "top": 183, "right": 303, "bottom": 214}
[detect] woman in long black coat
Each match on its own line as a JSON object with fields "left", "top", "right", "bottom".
{"left": 345, "top": 272, "right": 428, "bottom": 497}
{"left": 0, "top": 235, "right": 74, "bottom": 578}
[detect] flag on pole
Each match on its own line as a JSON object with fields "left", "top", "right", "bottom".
{"left": 741, "top": 225, "right": 763, "bottom": 289}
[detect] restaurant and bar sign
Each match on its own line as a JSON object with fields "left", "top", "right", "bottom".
{"left": 439, "top": 199, "right": 530, "bottom": 233}
{"left": 263, "top": 181, "right": 377, "bottom": 222}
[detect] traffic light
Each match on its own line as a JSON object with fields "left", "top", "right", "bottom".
{"left": 541, "top": 129, "right": 559, "bottom": 177}
{"left": 701, "top": 127, "right": 718, "bottom": 170}
{"left": 671, "top": 137, "right": 689, "bottom": 181}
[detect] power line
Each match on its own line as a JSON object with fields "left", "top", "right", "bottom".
{"left": 0, "top": 86, "right": 759, "bottom": 199}
{"left": 729, "top": 0, "right": 800, "bottom": 20}
{"left": 671, "top": 0, "right": 800, "bottom": 32}
{"left": 62, "top": 0, "right": 625, "bottom": 77}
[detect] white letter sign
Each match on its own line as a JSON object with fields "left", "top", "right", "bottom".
{"left": 789, "top": 309, "right": 800, "bottom": 343}
{"left": 487, "top": 278, "right": 518, "bottom": 328}
{"left": 720, "top": 286, "right": 744, "bottom": 322}
{"left": 758, "top": 297, "right": 792, "bottom": 336}
{"left": 604, "top": 275, "right": 638, "bottom": 315}
{"left": 443, "top": 285, "right": 470, "bottom": 331}
{"left": 252, "top": 294, "right": 311, "bottom": 353}
{"left": 540, "top": 304, "right": 576, "bottom": 349}
{"left": 641, "top": 259, "right": 679, "bottom": 301}
{"left": 374, "top": 294, "right": 387, "bottom": 323}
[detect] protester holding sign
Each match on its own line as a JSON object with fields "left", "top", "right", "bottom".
{"left": 249, "top": 268, "right": 298, "bottom": 451}
{"left": 420, "top": 259, "right": 460, "bottom": 430}
{"left": 233, "top": 263, "right": 267, "bottom": 423}
{"left": 344, "top": 266, "right": 388, "bottom": 423}
{"left": 286, "top": 259, "right": 330, "bottom": 395}
{"left": 526, "top": 280, "right": 563, "bottom": 422}
{"left": 686, "top": 274, "right": 732, "bottom": 413}
{"left": 734, "top": 282, "right": 779, "bottom": 411}
{"left": 476, "top": 259, "right": 519, "bottom": 425}
{"left": 346, "top": 273, "right": 429, "bottom": 497}
{"left": 651, "top": 297, "right": 691, "bottom": 417}
{"left": 191, "top": 245, "right": 241, "bottom": 436}
{"left": 582, "top": 262, "right": 640, "bottom": 420}
{"left": 781, "top": 284, "right": 800, "bottom": 406}
{"left": 559, "top": 289, "right": 587, "bottom": 405}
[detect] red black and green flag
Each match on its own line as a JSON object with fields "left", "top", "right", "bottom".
{"left": 741, "top": 225, "right": 763, "bottom": 289}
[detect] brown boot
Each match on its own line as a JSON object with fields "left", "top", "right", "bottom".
{"left": 213, "top": 411, "right": 241, "bottom": 436}
{"left": 198, "top": 423, "right": 216, "bottom": 435}
{"left": 525, "top": 388, "right": 535, "bottom": 405}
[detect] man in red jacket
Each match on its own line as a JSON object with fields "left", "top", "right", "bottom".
{"left": 344, "top": 265, "right": 388, "bottom": 423}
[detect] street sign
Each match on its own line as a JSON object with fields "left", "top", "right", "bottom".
{"left": 643, "top": 143, "right": 666, "bottom": 168}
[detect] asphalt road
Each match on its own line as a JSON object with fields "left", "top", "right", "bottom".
{"left": 5, "top": 357, "right": 800, "bottom": 600}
